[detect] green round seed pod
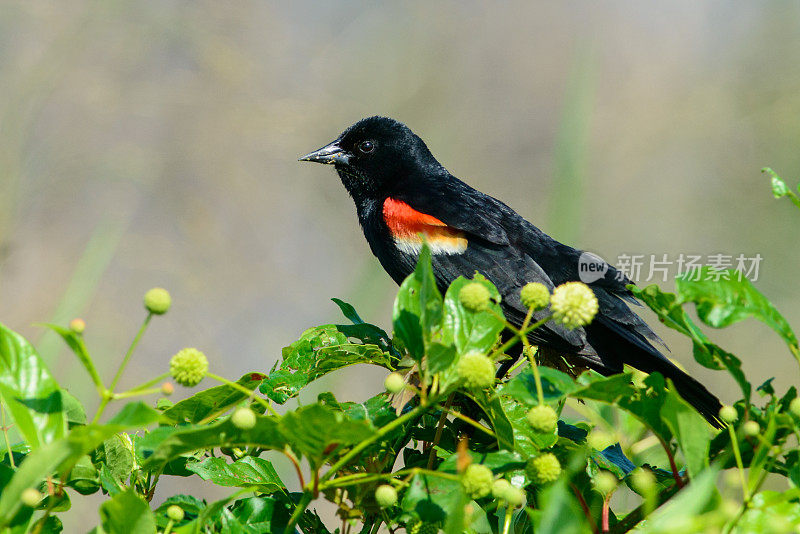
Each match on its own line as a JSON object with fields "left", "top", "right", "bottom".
{"left": 526, "top": 405, "right": 558, "bottom": 433}
{"left": 462, "top": 464, "right": 493, "bottom": 499}
{"left": 169, "top": 348, "right": 209, "bottom": 387}
{"left": 384, "top": 372, "right": 405, "bottom": 394}
{"left": 520, "top": 282, "right": 550, "bottom": 311}
{"left": 789, "top": 398, "right": 800, "bottom": 418}
{"left": 459, "top": 283, "right": 491, "bottom": 312}
{"left": 456, "top": 352, "right": 495, "bottom": 389}
{"left": 167, "top": 505, "right": 185, "bottom": 522}
{"left": 374, "top": 484, "right": 398, "bottom": 508}
{"left": 231, "top": 407, "right": 257, "bottom": 430}
{"left": 742, "top": 420, "right": 760, "bottom": 437}
{"left": 21, "top": 488, "right": 42, "bottom": 508}
{"left": 550, "top": 282, "right": 598, "bottom": 329}
{"left": 144, "top": 287, "right": 171, "bottom": 315}
{"left": 526, "top": 453, "right": 561, "bottom": 484}
{"left": 719, "top": 405, "right": 738, "bottom": 424}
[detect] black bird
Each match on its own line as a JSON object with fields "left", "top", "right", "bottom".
{"left": 300, "top": 116, "right": 722, "bottom": 426}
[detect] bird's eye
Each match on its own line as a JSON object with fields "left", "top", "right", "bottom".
{"left": 357, "top": 140, "right": 375, "bottom": 154}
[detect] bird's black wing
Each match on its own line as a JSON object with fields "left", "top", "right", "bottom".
{"left": 392, "top": 178, "right": 615, "bottom": 367}
{"left": 392, "top": 174, "right": 721, "bottom": 426}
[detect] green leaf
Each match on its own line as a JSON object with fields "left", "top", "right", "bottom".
{"left": 469, "top": 390, "right": 515, "bottom": 451}
{"left": 617, "top": 373, "right": 673, "bottom": 442}
{"left": 330, "top": 297, "right": 365, "bottom": 324}
{"left": 99, "top": 489, "right": 157, "bottom": 534}
{"left": 762, "top": 167, "right": 800, "bottom": 208}
{"left": 631, "top": 284, "right": 750, "bottom": 401}
{"left": 102, "top": 434, "right": 135, "bottom": 482}
{"left": 186, "top": 456, "right": 284, "bottom": 493}
{"left": 261, "top": 325, "right": 392, "bottom": 404}
{"left": 153, "top": 494, "right": 205, "bottom": 530}
{"left": 392, "top": 243, "right": 443, "bottom": 363}
{"left": 500, "top": 367, "right": 578, "bottom": 405}
{"left": 442, "top": 275, "right": 505, "bottom": 356}
{"left": 106, "top": 402, "right": 164, "bottom": 427}
{"left": 501, "top": 396, "right": 557, "bottom": 454}
{"left": 139, "top": 415, "right": 285, "bottom": 472}
{"left": 40, "top": 324, "right": 104, "bottom": 394}
{"left": 279, "top": 403, "right": 375, "bottom": 466}
{"left": 401, "top": 472, "right": 463, "bottom": 525}
{"left": 60, "top": 389, "right": 87, "bottom": 428}
{"left": 635, "top": 465, "right": 720, "bottom": 533}
{"left": 0, "top": 406, "right": 162, "bottom": 526}
{"left": 527, "top": 478, "right": 589, "bottom": 534}
{"left": 675, "top": 266, "right": 800, "bottom": 355}
{"left": 660, "top": 382, "right": 710, "bottom": 478}
{"left": 163, "top": 373, "right": 266, "bottom": 424}
{"left": 0, "top": 322, "right": 66, "bottom": 449}
{"left": 738, "top": 489, "right": 800, "bottom": 532}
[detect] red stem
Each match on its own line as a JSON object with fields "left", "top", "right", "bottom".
{"left": 658, "top": 437, "right": 685, "bottom": 488}
{"left": 570, "top": 482, "right": 599, "bottom": 534}
{"left": 602, "top": 494, "right": 611, "bottom": 532}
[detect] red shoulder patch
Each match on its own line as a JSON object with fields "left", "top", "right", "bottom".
{"left": 382, "top": 198, "right": 467, "bottom": 254}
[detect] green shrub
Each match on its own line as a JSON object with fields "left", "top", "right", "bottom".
{"left": 0, "top": 169, "right": 799, "bottom": 533}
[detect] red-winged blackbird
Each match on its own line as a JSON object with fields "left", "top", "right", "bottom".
{"left": 300, "top": 116, "right": 722, "bottom": 426}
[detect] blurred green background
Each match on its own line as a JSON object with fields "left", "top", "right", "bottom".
{"left": 1, "top": 1, "right": 799, "bottom": 527}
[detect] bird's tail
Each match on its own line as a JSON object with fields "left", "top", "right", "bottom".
{"left": 647, "top": 358, "right": 723, "bottom": 428}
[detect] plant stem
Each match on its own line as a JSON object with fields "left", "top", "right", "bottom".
{"left": 206, "top": 372, "right": 279, "bottom": 416}
{"left": 122, "top": 371, "right": 170, "bottom": 394}
{"left": 522, "top": 338, "right": 545, "bottom": 405}
{"left": 426, "top": 395, "right": 453, "bottom": 470}
{"left": 602, "top": 493, "right": 612, "bottom": 532}
{"left": 163, "top": 519, "right": 175, "bottom": 534}
{"left": 93, "top": 313, "right": 153, "bottom": 423}
{"left": 283, "top": 449, "right": 306, "bottom": 488}
{"left": 491, "top": 316, "right": 552, "bottom": 359}
{"left": 1, "top": 401, "right": 15, "bottom": 468}
{"left": 321, "top": 397, "right": 441, "bottom": 484}
{"left": 284, "top": 489, "right": 313, "bottom": 534}
{"left": 109, "top": 313, "right": 152, "bottom": 393}
{"left": 570, "top": 482, "right": 599, "bottom": 534}
{"left": 501, "top": 505, "right": 514, "bottom": 534}
{"left": 112, "top": 387, "right": 163, "bottom": 399}
{"left": 657, "top": 437, "right": 684, "bottom": 489}
{"left": 444, "top": 407, "right": 496, "bottom": 437}
{"left": 727, "top": 424, "right": 750, "bottom": 502}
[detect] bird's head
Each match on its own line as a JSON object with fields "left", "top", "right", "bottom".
{"left": 299, "top": 116, "right": 442, "bottom": 201}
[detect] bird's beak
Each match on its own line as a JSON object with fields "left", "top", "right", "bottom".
{"left": 298, "top": 140, "right": 351, "bottom": 165}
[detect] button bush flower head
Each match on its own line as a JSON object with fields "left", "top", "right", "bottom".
{"left": 550, "top": 282, "right": 598, "bottom": 329}
{"left": 593, "top": 471, "right": 618, "bottom": 496}
{"left": 459, "top": 282, "right": 491, "bottom": 312}
{"left": 492, "top": 479, "right": 525, "bottom": 507}
{"left": 526, "top": 404, "right": 558, "bottom": 433}
{"left": 520, "top": 282, "right": 550, "bottom": 311}
{"left": 719, "top": 405, "right": 738, "bottom": 424}
{"left": 462, "top": 464, "right": 494, "bottom": 499}
{"left": 21, "top": 488, "right": 42, "bottom": 508}
{"left": 457, "top": 351, "right": 495, "bottom": 389}
{"left": 743, "top": 420, "right": 760, "bottom": 437}
{"left": 144, "top": 287, "right": 171, "bottom": 315}
{"left": 170, "top": 348, "right": 208, "bottom": 387}
{"left": 231, "top": 407, "right": 257, "bottom": 430}
{"left": 526, "top": 453, "right": 561, "bottom": 485}
{"left": 492, "top": 479, "right": 511, "bottom": 500}
{"left": 384, "top": 372, "right": 405, "bottom": 394}
{"left": 69, "top": 318, "right": 86, "bottom": 334}
{"left": 789, "top": 397, "right": 800, "bottom": 418}
{"left": 166, "top": 505, "right": 185, "bottom": 522}
{"left": 374, "top": 484, "right": 398, "bottom": 508}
